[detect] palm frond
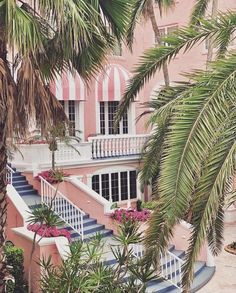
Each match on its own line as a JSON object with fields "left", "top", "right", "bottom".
{"left": 126, "top": 0, "right": 150, "bottom": 50}
{"left": 116, "top": 12, "right": 236, "bottom": 123}
{"left": 190, "top": 0, "right": 209, "bottom": 25}
{"left": 181, "top": 116, "right": 236, "bottom": 290}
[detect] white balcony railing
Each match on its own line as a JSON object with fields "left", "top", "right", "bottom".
{"left": 11, "top": 134, "right": 149, "bottom": 170}
{"left": 40, "top": 176, "right": 85, "bottom": 240}
{"left": 130, "top": 243, "right": 184, "bottom": 290}
{"left": 88, "top": 134, "right": 149, "bottom": 159}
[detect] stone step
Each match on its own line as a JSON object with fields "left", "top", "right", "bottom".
{"left": 12, "top": 180, "right": 29, "bottom": 187}
{"left": 12, "top": 175, "right": 26, "bottom": 182}
{"left": 18, "top": 189, "right": 38, "bottom": 196}
{"left": 14, "top": 185, "right": 34, "bottom": 192}
{"left": 71, "top": 229, "right": 113, "bottom": 242}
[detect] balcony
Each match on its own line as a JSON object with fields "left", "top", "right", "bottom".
{"left": 12, "top": 134, "right": 149, "bottom": 171}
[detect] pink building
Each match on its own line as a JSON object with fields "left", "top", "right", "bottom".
{"left": 6, "top": 0, "right": 236, "bottom": 291}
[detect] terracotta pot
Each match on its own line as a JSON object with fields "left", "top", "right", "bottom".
{"left": 224, "top": 244, "right": 236, "bottom": 255}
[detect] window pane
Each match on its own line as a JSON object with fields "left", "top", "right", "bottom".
{"left": 122, "top": 110, "right": 128, "bottom": 134}
{"left": 121, "top": 172, "right": 128, "bottom": 200}
{"left": 108, "top": 101, "right": 120, "bottom": 134}
{"left": 111, "top": 173, "right": 119, "bottom": 202}
{"left": 92, "top": 175, "right": 100, "bottom": 194}
{"left": 68, "top": 101, "right": 76, "bottom": 136}
{"left": 102, "top": 174, "right": 110, "bottom": 200}
{"left": 130, "top": 171, "right": 137, "bottom": 199}
{"left": 100, "top": 102, "right": 105, "bottom": 135}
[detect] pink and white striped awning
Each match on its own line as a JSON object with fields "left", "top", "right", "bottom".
{"left": 96, "top": 64, "right": 131, "bottom": 101}
{"left": 50, "top": 71, "right": 86, "bottom": 101}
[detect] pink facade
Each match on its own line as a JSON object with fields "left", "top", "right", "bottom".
{"left": 7, "top": 1, "right": 236, "bottom": 291}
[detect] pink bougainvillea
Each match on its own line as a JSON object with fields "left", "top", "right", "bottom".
{"left": 111, "top": 209, "right": 150, "bottom": 223}
{"left": 35, "top": 169, "right": 69, "bottom": 184}
{"left": 27, "top": 223, "right": 71, "bottom": 240}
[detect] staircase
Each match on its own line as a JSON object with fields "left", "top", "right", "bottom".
{"left": 10, "top": 167, "right": 214, "bottom": 292}
{"left": 102, "top": 241, "right": 215, "bottom": 293}
{"left": 11, "top": 168, "right": 112, "bottom": 242}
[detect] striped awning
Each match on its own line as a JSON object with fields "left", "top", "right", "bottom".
{"left": 96, "top": 64, "right": 131, "bottom": 101}
{"left": 50, "top": 71, "right": 86, "bottom": 101}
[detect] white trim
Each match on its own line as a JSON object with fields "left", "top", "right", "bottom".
{"left": 78, "top": 101, "right": 85, "bottom": 141}
{"left": 90, "top": 168, "right": 137, "bottom": 204}
{"left": 7, "top": 184, "right": 31, "bottom": 225}
{"left": 11, "top": 226, "right": 69, "bottom": 247}
{"left": 68, "top": 177, "right": 112, "bottom": 213}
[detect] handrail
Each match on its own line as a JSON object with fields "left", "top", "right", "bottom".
{"left": 130, "top": 243, "right": 184, "bottom": 291}
{"left": 6, "top": 164, "right": 15, "bottom": 185}
{"left": 40, "top": 176, "right": 86, "bottom": 240}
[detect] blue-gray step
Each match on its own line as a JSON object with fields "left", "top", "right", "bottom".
{"left": 11, "top": 167, "right": 113, "bottom": 242}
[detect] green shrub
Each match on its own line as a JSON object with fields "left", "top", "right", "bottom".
{"left": 141, "top": 201, "right": 158, "bottom": 210}
{"left": 4, "top": 245, "right": 28, "bottom": 293}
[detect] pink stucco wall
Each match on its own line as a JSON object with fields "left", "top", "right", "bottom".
{"left": 6, "top": 196, "right": 62, "bottom": 293}
{"left": 83, "top": 0, "right": 236, "bottom": 139}
{"left": 6, "top": 197, "right": 24, "bottom": 240}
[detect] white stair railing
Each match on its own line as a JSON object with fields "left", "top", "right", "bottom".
{"left": 40, "top": 176, "right": 85, "bottom": 240}
{"left": 130, "top": 243, "right": 184, "bottom": 291}
{"left": 6, "top": 165, "right": 15, "bottom": 185}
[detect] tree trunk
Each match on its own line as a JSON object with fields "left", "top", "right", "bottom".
{"left": 0, "top": 23, "right": 9, "bottom": 292}
{"left": 206, "top": 0, "right": 218, "bottom": 67}
{"left": 148, "top": 1, "right": 170, "bottom": 86}
{"left": 52, "top": 150, "right": 55, "bottom": 170}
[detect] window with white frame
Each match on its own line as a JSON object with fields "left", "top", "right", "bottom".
{"left": 99, "top": 101, "right": 128, "bottom": 135}
{"left": 60, "top": 101, "right": 79, "bottom": 136}
{"left": 92, "top": 170, "right": 137, "bottom": 202}
{"left": 155, "top": 25, "right": 178, "bottom": 46}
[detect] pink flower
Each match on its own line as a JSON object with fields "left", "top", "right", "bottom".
{"left": 110, "top": 208, "right": 150, "bottom": 223}
{"left": 27, "top": 224, "right": 71, "bottom": 240}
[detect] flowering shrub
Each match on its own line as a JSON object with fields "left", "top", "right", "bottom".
{"left": 27, "top": 224, "right": 71, "bottom": 240}
{"left": 35, "top": 169, "right": 69, "bottom": 184}
{"left": 111, "top": 209, "right": 150, "bottom": 223}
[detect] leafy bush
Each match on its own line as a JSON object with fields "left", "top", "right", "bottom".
{"left": 4, "top": 245, "right": 27, "bottom": 293}
{"left": 35, "top": 168, "right": 69, "bottom": 184}
{"left": 141, "top": 201, "right": 158, "bottom": 211}
{"left": 40, "top": 221, "right": 155, "bottom": 293}
{"left": 27, "top": 224, "right": 71, "bottom": 240}
{"left": 111, "top": 209, "right": 150, "bottom": 223}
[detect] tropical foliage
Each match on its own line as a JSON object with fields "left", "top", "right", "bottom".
{"left": 127, "top": 0, "right": 175, "bottom": 86}
{"left": 117, "top": 6, "right": 236, "bottom": 293}
{"left": 4, "top": 244, "right": 27, "bottom": 293}
{"left": 40, "top": 220, "right": 155, "bottom": 293}
{"left": 0, "top": 0, "right": 131, "bottom": 288}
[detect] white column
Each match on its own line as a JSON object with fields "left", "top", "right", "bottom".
{"left": 109, "top": 173, "right": 112, "bottom": 203}
{"left": 127, "top": 171, "right": 131, "bottom": 208}
{"left": 136, "top": 172, "right": 144, "bottom": 201}
{"left": 87, "top": 174, "right": 93, "bottom": 188}
{"left": 78, "top": 101, "right": 85, "bottom": 141}
{"left": 118, "top": 172, "right": 121, "bottom": 202}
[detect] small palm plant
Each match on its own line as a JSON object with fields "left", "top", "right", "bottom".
{"left": 40, "top": 220, "right": 155, "bottom": 293}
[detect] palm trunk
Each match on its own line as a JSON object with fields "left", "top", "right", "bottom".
{"left": 148, "top": 2, "right": 170, "bottom": 86}
{"left": 0, "top": 27, "right": 9, "bottom": 292}
{"left": 206, "top": 0, "right": 218, "bottom": 67}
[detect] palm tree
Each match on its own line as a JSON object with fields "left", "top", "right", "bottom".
{"left": 0, "top": 0, "right": 130, "bottom": 290}
{"left": 117, "top": 9, "right": 236, "bottom": 293}
{"left": 127, "top": 0, "right": 175, "bottom": 87}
